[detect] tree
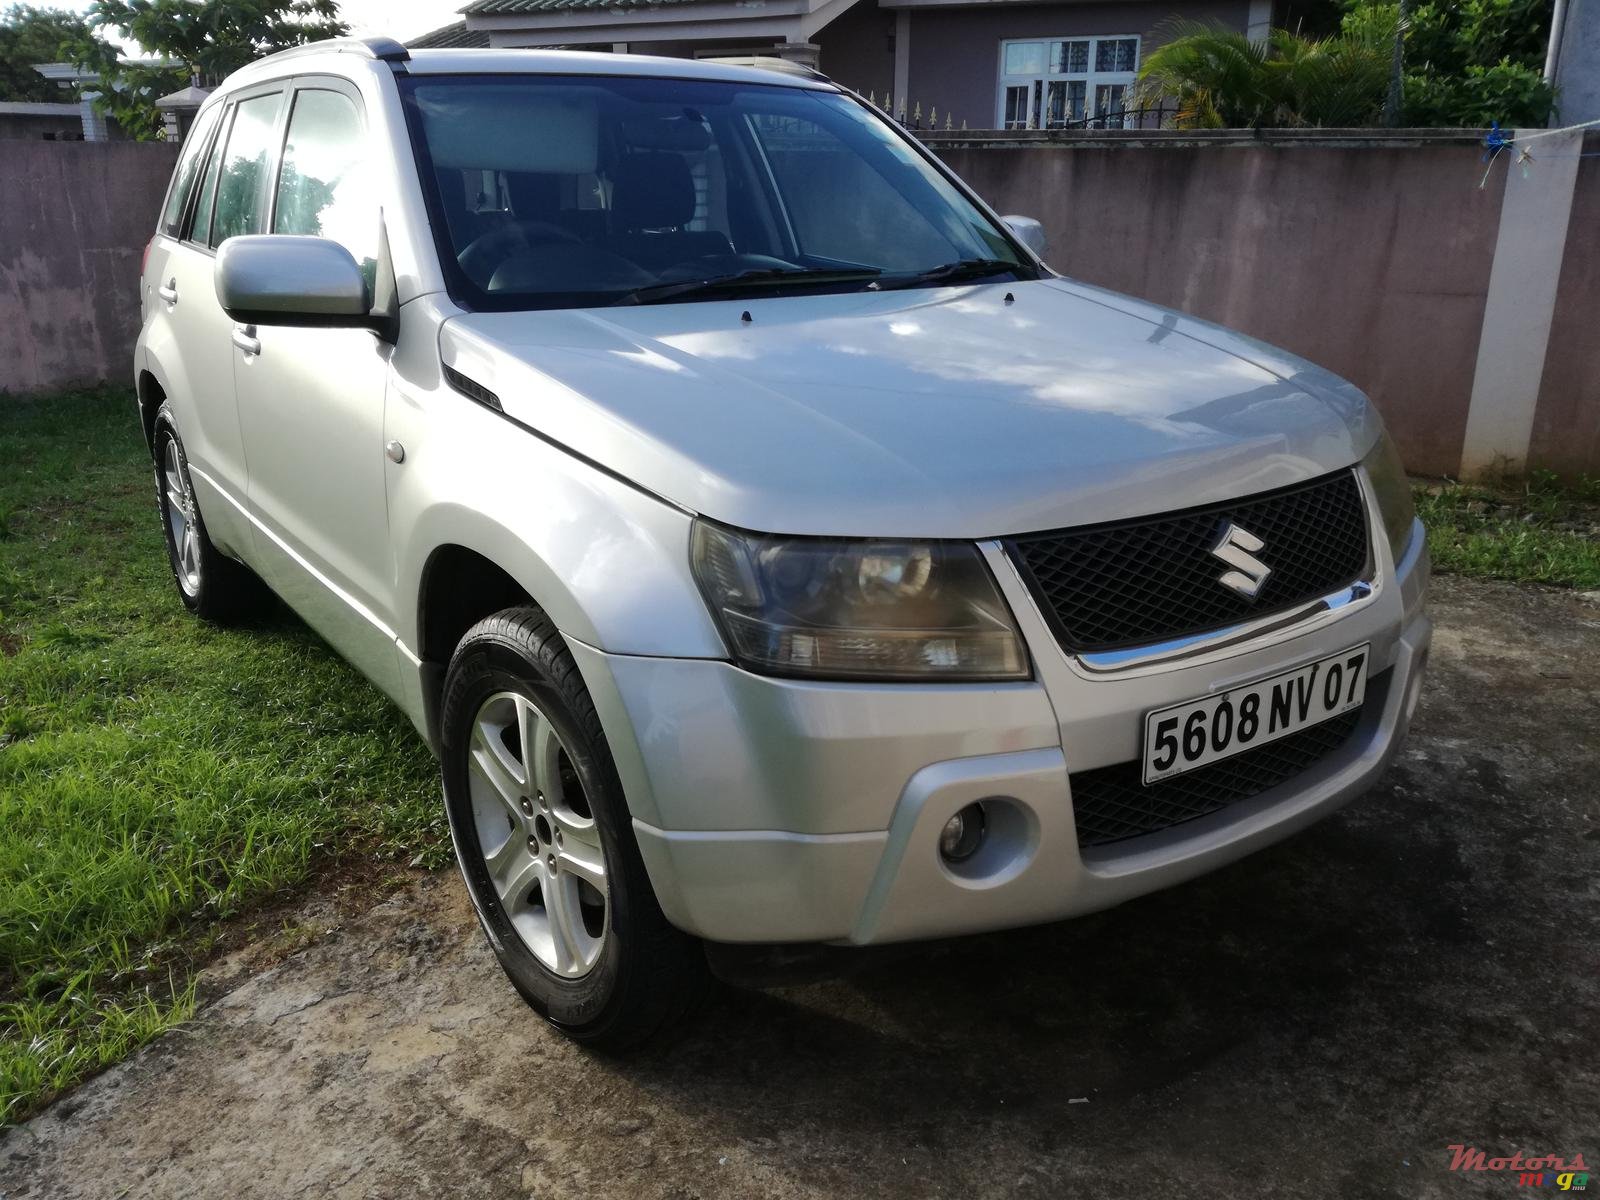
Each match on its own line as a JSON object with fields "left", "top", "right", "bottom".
{"left": 1135, "top": 0, "right": 1556, "bottom": 129}
{"left": 67, "top": 0, "right": 347, "bottom": 140}
{"left": 1135, "top": 20, "right": 1395, "bottom": 128}
{"left": 0, "top": 4, "right": 108, "bottom": 101}
{"left": 1341, "top": 0, "right": 1556, "bottom": 126}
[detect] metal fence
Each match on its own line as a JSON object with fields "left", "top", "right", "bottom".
{"left": 1033, "top": 99, "right": 1181, "bottom": 132}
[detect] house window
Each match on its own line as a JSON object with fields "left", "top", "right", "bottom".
{"left": 997, "top": 36, "right": 1140, "bottom": 130}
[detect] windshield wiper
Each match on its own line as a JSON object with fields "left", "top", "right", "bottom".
{"left": 610, "top": 266, "right": 882, "bottom": 306}
{"left": 873, "top": 258, "right": 1026, "bottom": 291}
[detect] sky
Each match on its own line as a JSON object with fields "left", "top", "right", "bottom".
{"left": 54, "top": 1, "right": 466, "bottom": 50}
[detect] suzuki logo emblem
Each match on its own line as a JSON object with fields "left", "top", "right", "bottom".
{"left": 1210, "top": 522, "right": 1272, "bottom": 599}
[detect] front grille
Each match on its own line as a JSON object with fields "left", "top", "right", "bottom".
{"left": 1006, "top": 470, "right": 1369, "bottom": 653}
{"left": 1069, "top": 705, "right": 1364, "bottom": 848}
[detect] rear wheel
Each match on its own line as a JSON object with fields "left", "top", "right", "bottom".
{"left": 441, "top": 606, "right": 706, "bottom": 1048}
{"left": 152, "top": 404, "right": 266, "bottom": 622}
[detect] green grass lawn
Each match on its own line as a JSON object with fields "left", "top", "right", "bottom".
{"left": 1, "top": 387, "right": 1595, "bottom": 1128}
{"left": 1416, "top": 472, "right": 1600, "bottom": 590}
{"left": 0, "top": 388, "right": 444, "bottom": 1126}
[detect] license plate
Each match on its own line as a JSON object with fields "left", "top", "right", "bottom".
{"left": 1142, "top": 644, "right": 1370, "bottom": 785}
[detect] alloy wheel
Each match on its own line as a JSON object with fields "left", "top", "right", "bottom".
{"left": 466, "top": 691, "right": 608, "bottom": 978}
{"left": 162, "top": 438, "right": 201, "bottom": 597}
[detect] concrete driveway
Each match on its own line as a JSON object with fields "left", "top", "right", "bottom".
{"left": 3, "top": 576, "right": 1597, "bottom": 1199}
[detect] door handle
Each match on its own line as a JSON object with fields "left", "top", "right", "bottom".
{"left": 231, "top": 325, "right": 260, "bottom": 356}
{"left": 158, "top": 279, "right": 178, "bottom": 306}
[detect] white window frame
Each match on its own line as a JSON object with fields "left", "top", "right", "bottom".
{"left": 995, "top": 35, "right": 1141, "bottom": 131}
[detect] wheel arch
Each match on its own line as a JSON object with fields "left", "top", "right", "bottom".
{"left": 392, "top": 424, "right": 726, "bottom": 758}
{"left": 135, "top": 326, "right": 200, "bottom": 459}
{"left": 137, "top": 369, "right": 167, "bottom": 451}
{"left": 406, "top": 510, "right": 646, "bottom": 753}
{"left": 400, "top": 493, "right": 723, "bottom": 675}
{"left": 408, "top": 512, "right": 599, "bottom": 657}
{"left": 418, "top": 543, "right": 534, "bottom": 670}
{"left": 412, "top": 530, "right": 554, "bottom": 752}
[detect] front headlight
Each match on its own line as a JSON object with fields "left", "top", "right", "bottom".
{"left": 690, "top": 522, "right": 1030, "bottom": 681}
{"left": 1362, "top": 429, "right": 1417, "bottom": 563}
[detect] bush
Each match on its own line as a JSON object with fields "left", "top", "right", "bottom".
{"left": 1342, "top": 0, "right": 1557, "bottom": 126}
{"left": 1136, "top": 20, "right": 1393, "bottom": 128}
{"left": 1139, "top": 0, "right": 1557, "bottom": 128}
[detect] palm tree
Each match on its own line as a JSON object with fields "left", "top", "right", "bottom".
{"left": 1136, "top": 19, "right": 1397, "bottom": 128}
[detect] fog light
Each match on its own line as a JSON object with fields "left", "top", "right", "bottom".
{"left": 939, "top": 803, "right": 987, "bottom": 862}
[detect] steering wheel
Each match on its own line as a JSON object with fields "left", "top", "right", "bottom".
{"left": 458, "top": 220, "right": 582, "bottom": 286}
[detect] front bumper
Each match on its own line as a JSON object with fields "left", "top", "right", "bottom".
{"left": 570, "top": 514, "right": 1431, "bottom": 946}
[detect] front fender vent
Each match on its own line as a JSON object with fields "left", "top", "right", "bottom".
{"left": 443, "top": 364, "right": 501, "bottom": 412}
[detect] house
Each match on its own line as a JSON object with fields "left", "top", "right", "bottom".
{"left": 14, "top": 61, "right": 193, "bottom": 141}
{"left": 409, "top": 21, "right": 492, "bottom": 49}
{"left": 0, "top": 100, "right": 91, "bottom": 140}
{"left": 411, "top": 0, "right": 1272, "bottom": 131}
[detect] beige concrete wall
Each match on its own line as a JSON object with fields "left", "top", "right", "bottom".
{"left": 1529, "top": 143, "right": 1600, "bottom": 478}
{"left": 927, "top": 130, "right": 1509, "bottom": 477}
{"left": 5, "top": 131, "right": 1591, "bottom": 478}
{"left": 0, "top": 139, "right": 177, "bottom": 395}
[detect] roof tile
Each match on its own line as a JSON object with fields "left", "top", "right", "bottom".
{"left": 463, "top": 0, "right": 710, "bottom": 13}
{"left": 407, "top": 21, "right": 492, "bottom": 48}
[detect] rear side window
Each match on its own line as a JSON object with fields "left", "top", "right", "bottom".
{"left": 187, "top": 105, "right": 230, "bottom": 245}
{"left": 158, "top": 105, "right": 221, "bottom": 237}
{"left": 273, "top": 89, "right": 377, "bottom": 279}
{"left": 209, "top": 91, "right": 285, "bottom": 248}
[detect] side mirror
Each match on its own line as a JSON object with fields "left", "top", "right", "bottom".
{"left": 215, "top": 235, "right": 371, "bottom": 328}
{"left": 1002, "top": 215, "right": 1048, "bottom": 261}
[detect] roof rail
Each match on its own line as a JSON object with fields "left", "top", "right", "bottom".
{"left": 359, "top": 36, "right": 411, "bottom": 62}
{"left": 250, "top": 36, "right": 411, "bottom": 71}
{"left": 703, "top": 55, "right": 829, "bottom": 81}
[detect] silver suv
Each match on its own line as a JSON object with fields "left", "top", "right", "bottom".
{"left": 136, "top": 39, "right": 1430, "bottom": 1046}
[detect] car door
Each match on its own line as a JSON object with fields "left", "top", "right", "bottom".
{"left": 142, "top": 98, "right": 257, "bottom": 557}
{"left": 229, "top": 77, "right": 400, "bottom": 694}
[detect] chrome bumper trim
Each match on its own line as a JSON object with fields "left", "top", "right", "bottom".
{"left": 1073, "top": 579, "right": 1375, "bottom": 674}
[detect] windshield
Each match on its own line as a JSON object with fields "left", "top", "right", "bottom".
{"left": 399, "top": 73, "right": 1034, "bottom": 310}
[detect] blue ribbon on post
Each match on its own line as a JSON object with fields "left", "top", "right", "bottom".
{"left": 1482, "top": 120, "right": 1510, "bottom": 160}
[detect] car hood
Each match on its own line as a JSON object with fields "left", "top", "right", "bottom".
{"left": 439, "top": 278, "right": 1381, "bottom": 538}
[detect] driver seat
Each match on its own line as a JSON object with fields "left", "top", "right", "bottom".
{"left": 606, "top": 152, "right": 733, "bottom": 273}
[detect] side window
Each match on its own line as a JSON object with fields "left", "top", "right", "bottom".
{"left": 187, "top": 104, "right": 231, "bottom": 246}
{"left": 158, "top": 105, "right": 221, "bottom": 237}
{"left": 273, "top": 89, "right": 377, "bottom": 279}
{"left": 209, "top": 91, "right": 285, "bottom": 248}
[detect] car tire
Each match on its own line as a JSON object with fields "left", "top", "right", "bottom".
{"left": 152, "top": 404, "right": 267, "bottom": 623}
{"left": 440, "top": 605, "right": 707, "bottom": 1049}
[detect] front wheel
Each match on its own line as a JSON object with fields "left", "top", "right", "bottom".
{"left": 440, "top": 606, "right": 706, "bottom": 1048}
